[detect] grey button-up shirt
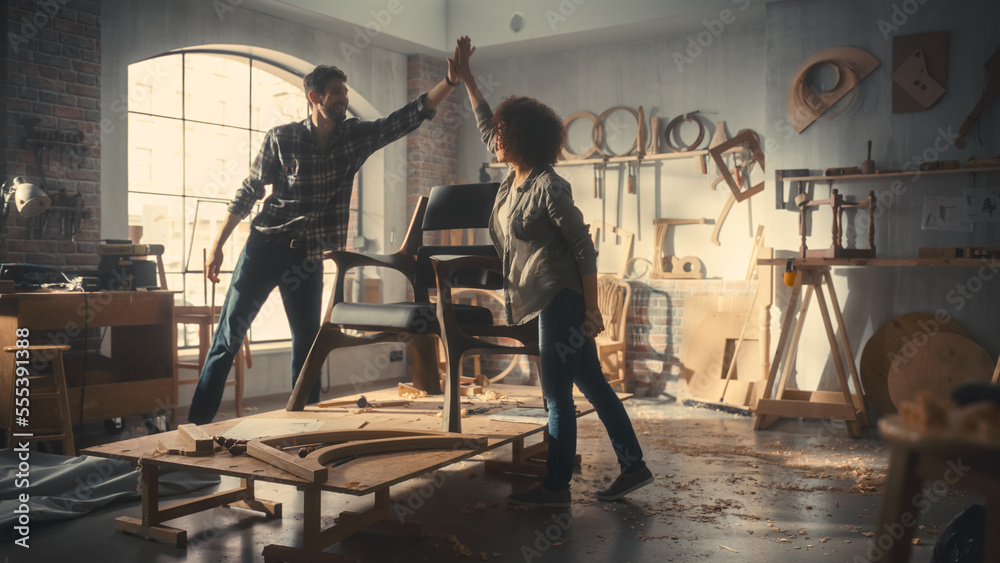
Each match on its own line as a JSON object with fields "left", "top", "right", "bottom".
{"left": 475, "top": 103, "right": 598, "bottom": 325}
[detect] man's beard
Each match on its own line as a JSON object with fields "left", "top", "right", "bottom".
{"left": 326, "top": 103, "right": 348, "bottom": 122}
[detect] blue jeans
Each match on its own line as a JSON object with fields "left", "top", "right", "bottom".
{"left": 539, "top": 288, "right": 646, "bottom": 492}
{"left": 187, "top": 230, "right": 323, "bottom": 425}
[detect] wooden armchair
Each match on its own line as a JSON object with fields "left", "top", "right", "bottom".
{"left": 594, "top": 275, "right": 631, "bottom": 392}
{"left": 286, "top": 183, "right": 538, "bottom": 432}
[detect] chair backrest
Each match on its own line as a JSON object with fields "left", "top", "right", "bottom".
{"left": 414, "top": 183, "right": 502, "bottom": 293}
{"left": 422, "top": 183, "right": 500, "bottom": 231}
{"left": 597, "top": 275, "right": 631, "bottom": 342}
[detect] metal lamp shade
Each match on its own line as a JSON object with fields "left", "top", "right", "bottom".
{"left": 12, "top": 178, "right": 51, "bottom": 218}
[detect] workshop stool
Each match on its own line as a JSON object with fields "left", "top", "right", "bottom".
{"left": 173, "top": 306, "right": 250, "bottom": 426}
{"left": 4, "top": 345, "right": 75, "bottom": 456}
{"left": 874, "top": 416, "right": 999, "bottom": 562}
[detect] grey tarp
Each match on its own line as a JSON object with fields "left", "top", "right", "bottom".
{"left": 1, "top": 448, "right": 220, "bottom": 541}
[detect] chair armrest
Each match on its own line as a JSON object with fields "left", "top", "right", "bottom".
{"left": 430, "top": 254, "right": 504, "bottom": 336}
{"left": 323, "top": 250, "right": 416, "bottom": 312}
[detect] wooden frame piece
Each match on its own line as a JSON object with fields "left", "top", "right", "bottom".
{"left": 593, "top": 106, "right": 643, "bottom": 157}
{"left": 663, "top": 112, "right": 705, "bottom": 152}
{"left": 651, "top": 218, "right": 707, "bottom": 279}
{"left": 709, "top": 129, "right": 765, "bottom": 202}
{"left": 561, "top": 111, "right": 602, "bottom": 161}
{"left": 247, "top": 430, "right": 487, "bottom": 483}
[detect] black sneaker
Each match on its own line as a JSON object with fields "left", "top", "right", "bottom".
{"left": 596, "top": 466, "right": 654, "bottom": 501}
{"left": 507, "top": 485, "right": 571, "bottom": 508}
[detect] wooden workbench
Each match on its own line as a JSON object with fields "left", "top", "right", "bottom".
{"left": 82, "top": 383, "right": 626, "bottom": 562}
{"left": 0, "top": 290, "right": 176, "bottom": 430}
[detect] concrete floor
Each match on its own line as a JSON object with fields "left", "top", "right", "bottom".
{"left": 4, "top": 389, "right": 979, "bottom": 563}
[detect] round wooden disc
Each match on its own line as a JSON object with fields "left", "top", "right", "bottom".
{"left": 859, "top": 313, "right": 971, "bottom": 416}
{"left": 887, "top": 332, "right": 994, "bottom": 410}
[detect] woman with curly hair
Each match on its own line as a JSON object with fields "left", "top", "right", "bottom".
{"left": 452, "top": 36, "right": 652, "bottom": 507}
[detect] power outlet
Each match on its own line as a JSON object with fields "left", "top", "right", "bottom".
{"left": 389, "top": 350, "right": 403, "bottom": 362}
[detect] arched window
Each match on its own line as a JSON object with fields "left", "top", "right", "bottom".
{"left": 127, "top": 51, "right": 340, "bottom": 345}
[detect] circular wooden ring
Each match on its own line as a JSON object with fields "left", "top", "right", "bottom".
{"left": 561, "top": 111, "right": 601, "bottom": 161}
{"left": 663, "top": 113, "right": 706, "bottom": 152}
{"left": 593, "top": 106, "right": 639, "bottom": 157}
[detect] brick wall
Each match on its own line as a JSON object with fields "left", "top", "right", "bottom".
{"left": 628, "top": 278, "right": 756, "bottom": 396}
{"left": 3, "top": 0, "right": 102, "bottom": 267}
{"left": 405, "top": 53, "right": 461, "bottom": 221}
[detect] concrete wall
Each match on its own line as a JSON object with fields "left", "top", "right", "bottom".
{"left": 764, "top": 0, "right": 1000, "bottom": 391}
{"left": 456, "top": 0, "right": 1000, "bottom": 394}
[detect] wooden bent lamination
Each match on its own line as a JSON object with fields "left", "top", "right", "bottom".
{"left": 248, "top": 429, "right": 488, "bottom": 483}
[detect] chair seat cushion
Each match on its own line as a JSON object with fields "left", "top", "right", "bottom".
{"left": 330, "top": 302, "right": 495, "bottom": 333}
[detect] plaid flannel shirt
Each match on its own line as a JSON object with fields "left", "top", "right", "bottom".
{"left": 228, "top": 93, "right": 435, "bottom": 257}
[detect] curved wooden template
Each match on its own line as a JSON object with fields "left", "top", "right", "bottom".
{"left": 311, "top": 435, "right": 487, "bottom": 473}
{"left": 248, "top": 429, "right": 471, "bottom": 482}
{"left": 887, "top": 332, "right": 993, "bottom": 411}
{"left": 859, "top": 315, "right": 971, "bottom": 416}
{"left": 786, "top": 46, "right": 880, "bottom": 133}
{"left": 652, "top": 218, "right": 707, "bottom": 278}
{"left": 663, "top": 113, "right": 706, "bottom": 152}
{"left": 711, "top": 192, "right": 736, "bottom": 247}
{"left": 593, "top": 106, "right": 640, "bottom": 157}
{"left": 561, "top": 111, "right": 601, "bottom": 161}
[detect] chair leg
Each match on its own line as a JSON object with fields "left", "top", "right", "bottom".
{"left": 287, "top": 326, "right": 341, "bottom": 411}
{"left": 442, "top": 349, "right": 463, "bottom": 433}
{"left": 52, "top": 351, "right": 76, "bottom": 456}
{"left": 286, "top": 326, "right": 389, "bottom": 411}
{"left": 234, "top": 346, "right": 245, "bottom": 418}
{"left": 408, "top": 334, "right": 442, "bottom": 395}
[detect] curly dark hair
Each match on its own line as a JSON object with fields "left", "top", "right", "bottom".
{"left": 493, "top": 96, "right": 565, "bottom": 169}
{"left": 303, "top": 65, "right": 348, "bottom": 96}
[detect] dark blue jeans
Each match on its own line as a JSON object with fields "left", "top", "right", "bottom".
{"left": 539, "top": 288, "right": 646, "bottom": 492}
{"left": 187, "top": 230, "right": 323, "bottom": 425}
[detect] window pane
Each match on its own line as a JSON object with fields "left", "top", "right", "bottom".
{"left": 252, "top": 60, "right": 308, "bottom": 131}
{"left": 128, "top": 54, "right": 183, "bottom": 118}
{"left": 128, "top": 193, "right": 185, "bottom": 275}
{"left": 184, "top": 122, "right": 250, "bottom": 199}
{"left": 183, "top": 199, "right": 251, "bottom": 273}
{"left": 185, "top": 53, "right": 250, "bottom": 128}
{"left": 250, "top": 288, "right": 292, "bottom": 342}
{"left": 128, "top": 115, "right": 183, "bottom": 195}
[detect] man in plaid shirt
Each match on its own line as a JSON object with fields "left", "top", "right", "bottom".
{"left": 188, "top": 58, "right": 463, "bottom": 425}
